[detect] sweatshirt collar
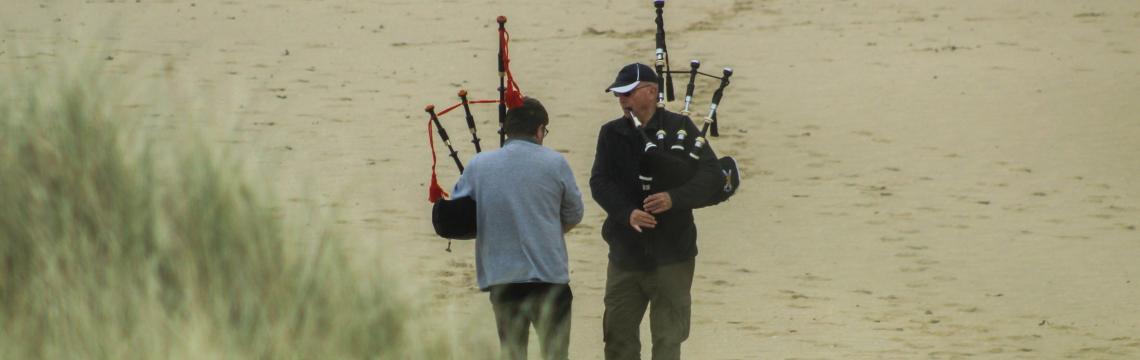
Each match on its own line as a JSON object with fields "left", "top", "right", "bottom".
{"left": 505, "top": 137, "right": 539, "bottom": 146}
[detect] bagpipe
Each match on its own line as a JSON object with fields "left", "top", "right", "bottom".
{"left": 425, "top": 16, "right": 523, "bottom": 244}
{"left": 635, "top": 0, "right": 741, "bottom": 205}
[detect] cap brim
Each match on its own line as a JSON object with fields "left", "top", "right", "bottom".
{"left": 606, "top": 81, "right": 639, "bottom": 94}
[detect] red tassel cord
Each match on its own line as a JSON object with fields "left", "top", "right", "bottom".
{"left": 499, "top": 26, "right": 524, "bottom": 109}
{"left": 427, "top": 118, "right": 449, "bottom": 203}
{"left": 425, "top": 99, "right": 499, "bottom": 203}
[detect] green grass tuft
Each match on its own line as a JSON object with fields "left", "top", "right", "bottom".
{"left": 0, "top": 54, "right": 486, "bottom": 359}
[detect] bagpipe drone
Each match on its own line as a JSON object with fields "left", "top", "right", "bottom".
{"left": 632, "top": 0, "right": 741, "bottom": 206}
{"left": 426, "top": 16, "right": 521, "bottom": 243}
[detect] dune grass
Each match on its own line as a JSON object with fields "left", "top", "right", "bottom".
{"left": 0, "top": 56, "right": 487, "bottom": 359}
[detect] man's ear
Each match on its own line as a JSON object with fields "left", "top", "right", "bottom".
{"left": 535, "top": 125, "right": 544, "bottom": 140}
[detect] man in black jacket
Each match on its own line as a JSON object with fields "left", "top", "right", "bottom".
{"left": 590, "top": 63, "right": 722, "bottom": 360}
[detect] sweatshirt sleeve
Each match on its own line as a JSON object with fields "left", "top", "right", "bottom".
{"left": 559, "top": 157, "right": 584, "bottom": 226}
{"left": 450, "top": 156, "right": 475, "bottom": 199}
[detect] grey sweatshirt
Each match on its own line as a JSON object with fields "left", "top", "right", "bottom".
{"left": 451, "top": 138, "right": 584, "bottom": 290}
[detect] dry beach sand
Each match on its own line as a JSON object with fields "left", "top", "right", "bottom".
{"left": 4, "top": 0, "right": 1140, "bottom": 358}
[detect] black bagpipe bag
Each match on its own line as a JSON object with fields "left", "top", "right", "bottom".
{"left": 432, "top": 196, "right": 477, "bottom": 240}
{"left": 641, "top": 150, "right": 739, "bottom": 207}
{"left": 639, "top": 116, "right": 741, "bottom": 207}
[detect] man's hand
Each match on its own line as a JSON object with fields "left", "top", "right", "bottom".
{"left": 643, "top": 192, "right": 673, "bottom": 214}
{"left": 629, "top": 209, "right": 657, "bottom": 233}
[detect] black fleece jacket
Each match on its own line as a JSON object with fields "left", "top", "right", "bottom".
{"left": 589, "top": 109, "right": 721, "bottom": 270}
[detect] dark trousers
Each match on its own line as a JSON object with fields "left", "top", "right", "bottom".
{"left": 603, "top": 259, "right": 695, "bottom": 360}
{"left": 488, "top": 283, "right": 573, "bottom": 360}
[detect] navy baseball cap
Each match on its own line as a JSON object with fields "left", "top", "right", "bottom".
{"left": 605, "top": 63, "right": 659, "bottom": 93}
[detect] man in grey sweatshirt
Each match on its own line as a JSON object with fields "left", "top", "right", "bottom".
{"left": 450, "top": 97, "right": 584, "bottom": 360}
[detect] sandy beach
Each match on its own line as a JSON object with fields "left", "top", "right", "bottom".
{"left": 4, "top": 0, "right": 1139, "bottom": 358}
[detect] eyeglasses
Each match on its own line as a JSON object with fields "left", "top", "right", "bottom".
{"left": 542, "top": 126, "right": 550, "bottom": 137}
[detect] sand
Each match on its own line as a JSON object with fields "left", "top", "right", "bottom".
{"left": 4, "top": 0, "right": 1139, "bottom": 358}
